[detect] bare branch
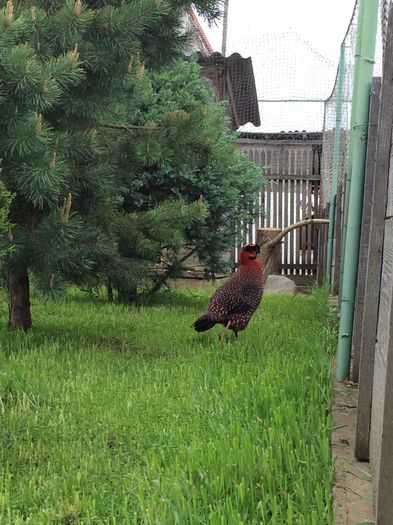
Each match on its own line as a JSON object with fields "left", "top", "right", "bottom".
{"left": 178, "top": 247, "right": 197, "bottom": 264}
{"left": 264, "top": 219, "right": 330, "bottom": 249}
{"left": 148, "top": 248, "right": 198, "bottom": 295}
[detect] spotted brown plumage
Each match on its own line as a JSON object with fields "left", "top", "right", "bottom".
{"left": 193, "top": 244, "right": 264, "bottom": 340}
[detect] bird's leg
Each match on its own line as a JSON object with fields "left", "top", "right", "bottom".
{"left": 219, "top": 321, "right": 231, "bottom": 342}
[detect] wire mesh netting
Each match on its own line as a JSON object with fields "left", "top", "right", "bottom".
{"left": 320, "top": 1, "right": 358, "bottom": 210}
{"left": 193, "top": 1, "right": 355, "bottom": 279}
{"left": 321, "top": 0, "right": 388, "bottom": 210}
{"left": 381, "top": 0, "right": 393, "bottom": 50}
{"left": 318, "top": 0, "right": 386, "bottom": 286}
{"left": 193, "top": 1, "right": 387, "bottom": 279}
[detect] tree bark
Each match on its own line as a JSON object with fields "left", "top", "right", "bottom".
{"left": 8, "top": 270, "right": 32, "bottom": 331}
{"left": 264, "top": 219, "right": 329, "bottom": 249}
{"left": 257, "top": 219, "right": 330, "bottom": 279}
{"left": 107, "top": 282, "right": 114, "bottom": 302}
{"left": 257, "top": 228, "right": 282, "bottom": 277}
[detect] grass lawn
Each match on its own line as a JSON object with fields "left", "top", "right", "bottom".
{"left": 0, "top": 286, "right": 335, "bottom": 524}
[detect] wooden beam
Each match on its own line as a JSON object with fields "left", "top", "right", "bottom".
{"left": 333, "top": 183, "right": 344, "bottom": 295}
{"left": 374, "top": 219, "right": 393, "bottom": 523}
{"left": 351, "top": 77, "right": 381, "bottom": 383}
{"left": 355, "top": 21, "right": 393, "bottom": 459}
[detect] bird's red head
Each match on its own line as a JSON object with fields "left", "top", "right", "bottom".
{"left": 240, "top": 243, "right": 261, "bottom": 268}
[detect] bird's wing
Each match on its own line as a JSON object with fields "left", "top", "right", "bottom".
{"left": 226, "top": 281, "right": 260, "bottom": 315}
{"left": 209, "top": 279, "right": 260, "bottom": 319}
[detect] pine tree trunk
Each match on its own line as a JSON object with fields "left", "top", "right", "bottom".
{"left": 107, "top": 282, "right": 114, "bottom": 302}
{"left": 8, "top": 270, "right": 32, "bottom": 331}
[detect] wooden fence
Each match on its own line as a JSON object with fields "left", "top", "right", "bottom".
{"left": 355, "top": 23, "right": 393, "bottom": 518}
{"left": 321, "top": 5, "right": 393, "bottom": 521}
{"left": 237, "top": 132, "right": 322, "bottom": 287}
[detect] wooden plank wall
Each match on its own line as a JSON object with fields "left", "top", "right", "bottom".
{"left": 357, "top": 7, "right": 393, "bottom": 521}
{"left": 346, "top": 5, "right": 393, "bottom": 521}
{"left": 332, "top": 183, "right": 344, "bottom": 294}
{"left": 351, "top": 78, "right": 382, "bottom": 386}
{"left": 354, "top": 73, "right": 392, "bottom": 464}
{"left": 237, "top": 134, "right": 322, "bottom": 285}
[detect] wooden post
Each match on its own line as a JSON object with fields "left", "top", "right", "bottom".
{"left": 374, "top": 219, "right": 393, "bottom": 523}
{"left": 351, "top": 77, "right": 381, "bottom": 383}
{"left": 257, "top": 227, "right": 281, "bottom": 277}
{"left": 355, "top": 71, "right": 393, "bottom": 456}
{"left": 316, "top": 206, "right": 327, "bottom": 284}
{"left": 333, "top": 182, "right": 343, "bottom": 295}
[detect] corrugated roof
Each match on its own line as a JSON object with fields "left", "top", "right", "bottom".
{"left": 196, "top": 51, "right": 261, "bottom": 129}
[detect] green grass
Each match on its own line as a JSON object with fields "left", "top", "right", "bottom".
{"left": 0, "top": 287, "right": 335, "bottom": 524}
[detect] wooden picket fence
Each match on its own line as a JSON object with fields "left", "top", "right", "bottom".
{"left": 236, "top": 132, "right": 323, "bottom": 287}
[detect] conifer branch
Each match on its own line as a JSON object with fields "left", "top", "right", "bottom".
{"left": 97, "top": 122, "right": 160, "bottom": 135}
{"left": 5, "top": 0, "right": 13, "bottom": 25}
{"left": 60, "top": 193, "right": 72, "bottom": 223}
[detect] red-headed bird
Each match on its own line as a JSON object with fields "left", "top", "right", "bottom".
{"left": 193, "top": 243, "right": 264, "bottom": 341}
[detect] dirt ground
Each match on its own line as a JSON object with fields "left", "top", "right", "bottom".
{"left": 332, "top": 381, "right": 374, "bottom": 525}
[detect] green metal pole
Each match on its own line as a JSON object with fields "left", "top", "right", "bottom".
{"left": 326, "top": 44, "right": 346, "bottom": 287}
{"left": 336, "top": 0, "right": 379, "bottom": 381}
{"left": 339, "top": 0, "right": 365, "bottom": 301}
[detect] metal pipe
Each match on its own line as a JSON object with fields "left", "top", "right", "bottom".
{"left": 336, "top": 0, "right": 379, "bottom": 381}
{"left": 339, "top": 0, "right": 365, "bottom": 301}
{"left": 326, "top": 44, "right": 346, "bottom": 287}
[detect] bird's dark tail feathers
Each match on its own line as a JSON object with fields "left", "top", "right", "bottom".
{"left": 193, "top": 313, "right": 216, "bottom": 332}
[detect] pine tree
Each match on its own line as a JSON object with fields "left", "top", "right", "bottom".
{"left": 115, "top": 59, "right": 263, "bottom": 276}
{"left": 0, "top": 0, "right": 223, "bottom": 329}
{"left": 0, "top": 180, "right": 13, "bottom": 255}
{"left": 106, "top": 198, "right": 207, "bottom": 301}
{"left": 85, "top": 58, "right": 262, "bottom": 298}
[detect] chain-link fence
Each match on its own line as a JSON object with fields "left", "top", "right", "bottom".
{"left": 319, "top": 0, "right": 387, "bottom": 288}
{"left": 193, "top": 1, "right": 386, "bottom": 281}
{"left": 320, "top": 1, "right": 358, "bottom": 210}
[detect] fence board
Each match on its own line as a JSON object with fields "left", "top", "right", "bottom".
{"left": 283, "top": 179, "right": 288, "bottom": 270}
{"left": 265, "top": 182, "right": 270, "bottom": 228}
{"left": 307, "top": 181, "right": 313, "bottom": 273}
{"left": 374, "top": 219, "right": 393, "bottom": 524}
{"left": 273, "top": 179, "right": 278, "bottom": 228}
{"left": 352, "top": 78, "right": 381, "bottom": 383}
{"left": 333, "top": 183, "right": 343, "bottom": 294}
{"left": 278, "top": 180, "right": 283, "bottom": 235}
{"left": 289, "top": 180, "right": 295, "bottom": 274}
{"left": 355, "top": 72, "right": 393, "bottom": 458}
{"left": 301, "top": 180, "right": 308, "bottom": 272}
{"left": 296, "top": 180, "right": 301, "bottom": 274}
